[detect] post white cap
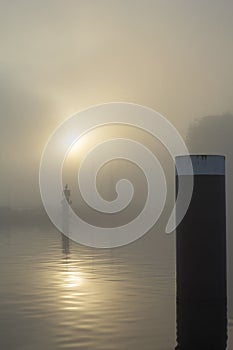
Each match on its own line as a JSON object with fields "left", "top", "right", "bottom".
{"left": 176, "top": 155, "right": 225, "bottom": 175}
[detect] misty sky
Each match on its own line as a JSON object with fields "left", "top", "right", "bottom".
{"left": 1, "top": 0, "right": 233, "bottom": 208}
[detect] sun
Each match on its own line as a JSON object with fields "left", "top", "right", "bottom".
{"left": 68, "top": 137, "right": 87, "bottom": 158}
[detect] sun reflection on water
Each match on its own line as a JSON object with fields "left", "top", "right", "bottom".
{"left": 63, "top": 268, "right": 84, "bottom": 289}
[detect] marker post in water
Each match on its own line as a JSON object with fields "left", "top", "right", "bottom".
{"left": 175, "top": 155, "right": 227, "bottom": 350}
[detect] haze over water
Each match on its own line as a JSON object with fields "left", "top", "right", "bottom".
{"left": 1, "top": 1, "right": 233, "bottom": 349}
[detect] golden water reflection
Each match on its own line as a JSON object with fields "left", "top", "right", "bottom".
{"left": 2, "top": 226, "right": 231, "bottom": 349}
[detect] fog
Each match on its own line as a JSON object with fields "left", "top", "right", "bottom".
{"left": 1, "top": 3, "right": 233, "bottom": 347}
{"left": 1, "top": 0, "right": 233, "bottom": 208}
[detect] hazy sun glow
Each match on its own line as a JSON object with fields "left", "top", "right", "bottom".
{"left": 68, "top": 137, "right": 87, "bottom": 159}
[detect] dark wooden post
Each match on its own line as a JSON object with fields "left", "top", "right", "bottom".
{"left": 175, "top": 155, "right": 227, "bottom": 350}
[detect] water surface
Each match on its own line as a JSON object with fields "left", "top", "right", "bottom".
{"left": 0, "top": 221, "right": 232, "bottom": 349}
